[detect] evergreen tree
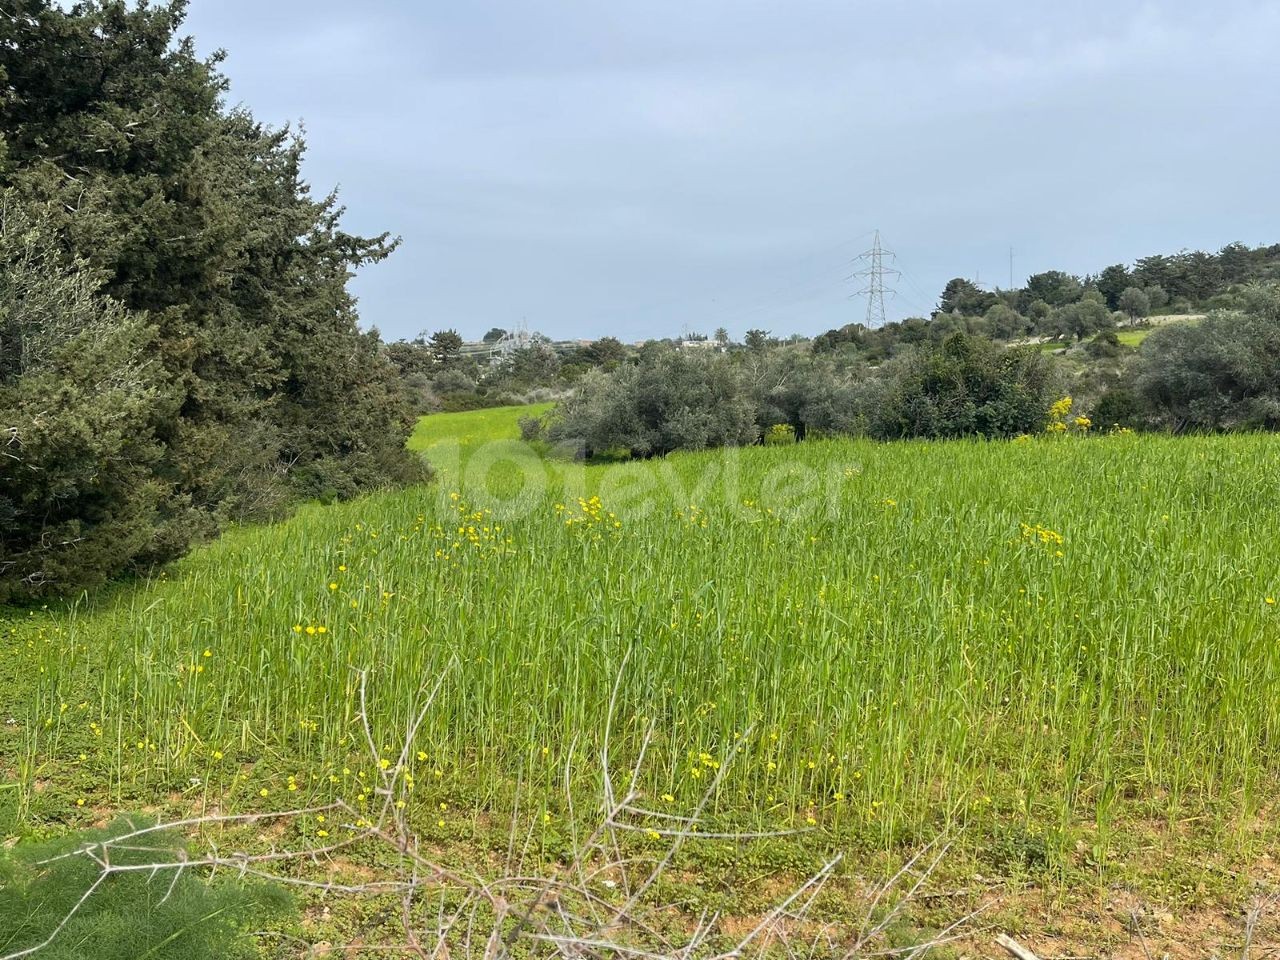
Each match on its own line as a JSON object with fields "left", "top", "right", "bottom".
{"left": 0, "top": 1, "right": 424, "bottom": 598}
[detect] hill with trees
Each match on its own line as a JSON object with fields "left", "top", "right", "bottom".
{"left": 815, "top": 240, "right": 1280, "bottom": 358}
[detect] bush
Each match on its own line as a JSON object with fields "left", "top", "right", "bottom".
{"left": 547, "top": 350, "right": 757, "bottom": 458}
{"left": 866, "top": 333, "right": 1058, "bottom": 440}
{"left": 518, "top": 410, "right": 553, "bottom": 442}
{"left": 746, "top": 349, "right": 855, "bottom": 440}
{"left": 763, "top": 423, "right": 797, "bottom": 445}
{"left": 1135, "top": 283, "right": 1280, "bottom": 431}
{"left": 1092, "top": 387, "right": 1143, "bottom": 430}
{"left": 1085, "top": 329, "right": 1123, "bottom": 359}
{"left": 0, "top": 206, "right": 171, "bottom": 601}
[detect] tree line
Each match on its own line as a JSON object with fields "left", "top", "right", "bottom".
{"left": 522, "top": 282, "right": 1280, "bottom": 457}
{"left": 815, "top": 241, "right": 1280, "bottom": 359}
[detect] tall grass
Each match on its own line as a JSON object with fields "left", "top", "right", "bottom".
{"left": 13, "top": 414, "right": 1280, "bottom": 857}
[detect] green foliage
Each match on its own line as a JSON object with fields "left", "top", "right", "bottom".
{"left": 580, "top": 335, "right": 628, "bottom": 368}
{"left": 1048, "top": 297, "right": 1113, "bottom": 341}
{"left": 867, "top": 333, "right": 1057, "bottom": 439}
{"left": 548, "top": 349, "right": 757, "bottom": 457}
{"left": 0, "top": 819, "right": 291, "bottom": 959}
{"left": 1096, "top": 264, "right": 1132, "bottom": 309}
{"left": 494, "top": 342, "right": 560, "bottom": 390}
{"left": 747, "top": 348, "right": 853, "bottom": 440}
{"left": 1136, "top": 284, "right": 1280, "bottom": 431}
{"left": 1085, "top": 329, "right": 1123, "bottom": 359}
{"left": 0, "top": 1, "right": 424, "bottom": 599}
{"left": 1118, "top": 285, "right": 1150, "bottom": 320}
{"left": 814, "top": 241, "right": 1280, "bottom": 360}
{"left": 1025, "top": 270, "right": 1084, "bottom": 307}
{"left": 428, "top": 329, "right": 465, "bottom": 365}
{"left": 983, "top": 302, "right": 1029, "bottom": 340}
{"left": 0, "top": 201, "right": 170, "bottom": 601}
{"left": 1092, "top": 387, "right": 1143, "bottom": 429}
{"left": 762, "top": 423, "right": 796, "bottom": 445}
{"left": 936, "top": 277, "right": 996, "bottom": 316}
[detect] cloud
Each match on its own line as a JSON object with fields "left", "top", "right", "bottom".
{"left": 184, "top": 0, "right": 1280, "bottom": 341}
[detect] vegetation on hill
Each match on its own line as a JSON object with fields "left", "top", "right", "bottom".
{"left": 816, "top": 240, "right": 1280, "bottom": 357}
{"left": 4, "top": 6, "right": 1277, "bottom": 605}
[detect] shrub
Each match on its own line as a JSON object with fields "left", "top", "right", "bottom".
{"left": 746, "top": 349, "right": 855, "bottom": 440}
{"left": 1085, "top": 329, "right": 1123, "bottom": 359}
{"left": 866, "top": 333, "right": 1058, "bottom": 440}
{"left": 763, "top": 423, "right": 797, "bottom": 445}
{"left": 547, "top": 350, "right": 756, "bottom": 458}
{"left": 1092, "top": 387, "right": 1143, "bottom": 430}
{"left": 1135, "top": 283, "right": 1280, "bottom": 431}
{"left": 0, "top": 206, "right": 171, "bottom": 601}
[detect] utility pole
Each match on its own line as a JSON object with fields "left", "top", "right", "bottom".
{"left": 851, "top": 230, "right": 900, "bottom": 328}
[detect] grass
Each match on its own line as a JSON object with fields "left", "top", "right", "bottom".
{"left": 406, "top": 401, "right": 554, "bottom": 453}
{"left": 1116, "top": 328, "right": 1152, "bottom": 347}
{"left": 4, "top": 407, "right": 1280, "bottom": 942}
{"left": 1037, "top": 326, "right": 1163, "bottom": 352}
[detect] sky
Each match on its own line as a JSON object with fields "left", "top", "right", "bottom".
{"left": 183, "top": 1, "right": 1280, "bottom": 344}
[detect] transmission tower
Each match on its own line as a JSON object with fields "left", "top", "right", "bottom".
{"left": 850, "top": 230, "right": 900, "bottom": 328}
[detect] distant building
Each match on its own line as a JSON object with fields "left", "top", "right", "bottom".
{"left": 678, "top": 339, "right": 727, "bottom": 353}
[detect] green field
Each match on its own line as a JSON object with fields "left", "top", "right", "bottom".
{"left": 1116, "top": 328, "right": 1152, "bottom": 347}
{"left": 1037, "top": 328, "right": 1152, "bottom": 352}
{"left": 406, "top": 401, "right": 555, "bottom": 453}
{"left": 9, "top": 410, "right": 1280, "bottom": 837}
{"left": 4, "top": 406, "right": 1280, "bottom": 947}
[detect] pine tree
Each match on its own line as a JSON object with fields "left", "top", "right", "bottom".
{"left": 0, "top": 1, "right": 425, "bottom": 598}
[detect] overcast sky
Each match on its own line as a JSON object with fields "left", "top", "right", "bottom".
{"left": 184, "top": 1, "right": 1280, "bottom": 343}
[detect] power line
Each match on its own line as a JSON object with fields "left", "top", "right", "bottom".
{"left": 849, "top": 229, "right": 900, "bottom": 328}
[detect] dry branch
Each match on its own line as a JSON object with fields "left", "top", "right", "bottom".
{"left": 4, "top": 668, "right": 971, "bottom": 960}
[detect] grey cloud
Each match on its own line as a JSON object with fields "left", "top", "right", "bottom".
{"left": 185, "top": 0, "right": 1280, "bottom": 341}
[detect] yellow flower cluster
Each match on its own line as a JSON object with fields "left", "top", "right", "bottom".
{"left": 676, "top": 503, "right": 708, "bottom": 527}
{"left": 1049, "top": 396, "right": 1073, "bottom": 421}
{"left": 1020, "top": 522, "right": 1065, "bottom": 557}
{"left": 1046, "top": 396, "right": 1091, "bottom": 435}
{"left": 556, "top": 496, "right": 622, "bottom": 540}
